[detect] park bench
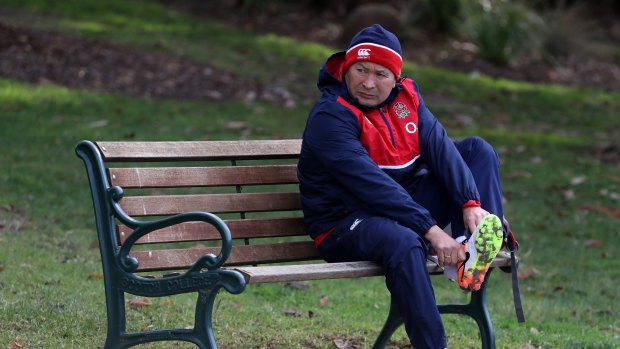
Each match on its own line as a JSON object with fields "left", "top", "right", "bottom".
{"left": 76, "top": 139, "right": 520, "bottom": 349}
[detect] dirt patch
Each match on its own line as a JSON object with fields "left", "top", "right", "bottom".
{"left": 594, "top": 143, "right": 620, "bottom": 165}
{"left": 0, "top": 21, "right": 255, "bottom": 101}
{"left": 0, "top": 204, "right": 28, "bottom": 233}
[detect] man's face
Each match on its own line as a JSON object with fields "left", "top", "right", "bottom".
{"left": 345, "top": 62, "right": 396, "bottom": 107}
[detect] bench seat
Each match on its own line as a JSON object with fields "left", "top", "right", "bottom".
{"left": 234, "top": 252, "right": 512, "bottom": 284}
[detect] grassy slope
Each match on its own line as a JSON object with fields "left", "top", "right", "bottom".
{"left": 1, "top": 1, "right": 619, "bottom": 348}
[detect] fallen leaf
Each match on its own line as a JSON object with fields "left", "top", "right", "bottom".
{"left": 319, "top": 295, "right": 329, "bottom": 306}
{"left": 601, "top": 251, "right": 608, "bottom": 258}
{"left": 578, "top": 204, "right": 620, "bottom": 219}
{"left": 518, "top": 270, "right": 534, "bottom": 280}
{"left": 333, "top": 339, "right": 352, "bottom": 349}
{"left": 492, "top": 112, "right": 512, "bottom": 123}
{"left": 547, "top": 184, "right": 568, "bottom": 192}
{"left": 454, "top": 113, "right": 474, "bottom": 127}
{"left": 283, "top": 308, "right": 303, "bottom": 317}
{"left": 128, "top": 298, "right": 152, "bottom": 308}
{"left": 225, "top": 121, "right": 248, "bottom": 130}
{"left": 88, "top": 119, "right": 108, "bottom": 128}
{"left": 507, "top": 171, "right": 532, "bottom": 179}
{"left": 285, "top": 282, "right": 309, "bottom": 290}
{"left": 515, "top": 145, "right": 527, "bottom": 153}
{"left": 570, "top": 176, "right": 587, "bottom": 185}
{"left": 0, "top": 264, "right": 4, "bottom": 272}
{"left": 164, "top": 298, "right": 173, "bottom": 305}
{"left": 10, "top": 340, "right": 24, "bottom": 349}
{"left": 584, "top": 239, "right": 603, "bottom": 248}
{"left": 87, "top": 272, "right": 103, "bottom": 281}
{"left": 530, "top": 156, "right": 543, "bottom": 164}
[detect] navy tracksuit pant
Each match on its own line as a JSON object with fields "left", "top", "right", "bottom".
{"left": 316, "top": 137, "right": 504, "bottom": 349}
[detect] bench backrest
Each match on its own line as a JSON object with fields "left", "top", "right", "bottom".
{"left": 91, "top": 140, "right": 318, "bottom": 273}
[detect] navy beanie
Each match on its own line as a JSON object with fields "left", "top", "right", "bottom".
{"left": 343, "top": 24, "right": 403, "bottom": 78}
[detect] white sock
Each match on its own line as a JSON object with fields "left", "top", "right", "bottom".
{"left": 444, "top": 236, "right": 467, "bottom": 280}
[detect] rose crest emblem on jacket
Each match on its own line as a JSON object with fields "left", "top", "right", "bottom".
{"left": 393, "top": 102, "right": 410, "bottom": 118}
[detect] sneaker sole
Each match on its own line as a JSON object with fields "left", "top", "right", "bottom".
{"left": 459, "top": 214, "right": 503, "bottom": 291}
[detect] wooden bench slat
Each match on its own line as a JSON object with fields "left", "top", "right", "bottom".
{"left": 97, "top": 140, "right": 302, "bottom": 162}
{"left": 120, "top": 192, "right": 301, "bottom": 216}
{"left": 117, "top": 217, "right": 307, "bottom": 244}
{"left": 132, "top": 241, "right": 320, "bottom": 272}
{"left": 109, "top": 165, "right": 299, "bottom": 188}
{"left": 234, "top": 253, "right": 514, "bottom": 284}
{"left": 234, "top": 261, "right": 384, "bottom": 283}
{"left": 237, "top": 253, "right": 514, "bottom": 284}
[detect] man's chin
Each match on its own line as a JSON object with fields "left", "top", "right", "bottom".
{"left": 357, "top": 98, "right": 379, "bottom": 107}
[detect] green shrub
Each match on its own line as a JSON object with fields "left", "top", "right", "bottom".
{"left": 460, "top": 0, "right": 534, "bottom": 66}
{"left": 459, "top": 1, "right": 613, "bottom": 67}
{"left": 534, "top": 5, "right": 610, "bottom": 64}
{"left": 407, "top": 0, "right": 462, "bottom": 34}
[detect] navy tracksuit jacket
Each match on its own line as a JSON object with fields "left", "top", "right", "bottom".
{"left": 297, "top": 52, "right": 505, "bottom": 348}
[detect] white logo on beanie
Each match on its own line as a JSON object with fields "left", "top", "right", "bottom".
{"left": 357, "top": 48, "right": 371, "bottom": 59}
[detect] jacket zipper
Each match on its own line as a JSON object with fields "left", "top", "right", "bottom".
{"left": 378, "top": 107, "right": 396, "bottom": 147}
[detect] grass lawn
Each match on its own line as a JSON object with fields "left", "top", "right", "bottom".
{"left": 1, "top": 1, "right": 619, "bottom": 348}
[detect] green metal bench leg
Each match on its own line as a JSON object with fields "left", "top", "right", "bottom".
{"left": 470, "top": 283, "right": 495, "bottom": 349}
{"left": 372, "top": 268, "right": 497, "bottom": 349}
{"left": 438, "top": 268, "right": 496, "bottom": 349}
{"left": 102, "top": 288, "right": 222, "bottom": 349}
{"left": 372, "top": 296, "right": 403, "bottom": 349}
{"left": 103, "top": 290, "right": 128, "bottom": 349}
{"left": 192, "top": 288, "right": 220, "bottom": 349}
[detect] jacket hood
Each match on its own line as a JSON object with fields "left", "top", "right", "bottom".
{"left": 317, "top": 51, "right": 347, "bottom": 93}
{"left": 317, "top": 51, "right": 402, "bottom": 110}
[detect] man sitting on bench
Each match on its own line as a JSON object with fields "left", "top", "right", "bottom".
{"left": 297, "top": 24, "right": 509, "bottom": 349}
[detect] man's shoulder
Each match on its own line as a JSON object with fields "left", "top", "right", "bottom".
{"left": 397, "top": 77, "right": 419, "bottom": 92}
{"left": 312, "top": 93, "right": 358, "bottom": 116}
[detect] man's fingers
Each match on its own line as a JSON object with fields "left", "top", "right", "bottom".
{"left": 439, "top": 250, "right": 461, "bottom": 267}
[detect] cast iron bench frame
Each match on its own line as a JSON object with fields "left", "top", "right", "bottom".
{"left": 76, "top": 139, "right": 516, "bottom": 349}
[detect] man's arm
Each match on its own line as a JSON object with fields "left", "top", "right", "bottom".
{"left": 416, "top": 105, "right": 481, "bottom": 207}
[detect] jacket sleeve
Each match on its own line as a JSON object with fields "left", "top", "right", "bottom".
{"left": 414, "top": 83, "right": 481, "bottom": 207}
{"left": 303, "top": 102, "right": 437, "bottom": 236}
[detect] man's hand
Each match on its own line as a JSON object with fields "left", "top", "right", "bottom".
{"left": 424, "top": 225, "right": 466, "bottom": 267}
{"left": 463, "top": 206, "right": 490, "bottom": 235}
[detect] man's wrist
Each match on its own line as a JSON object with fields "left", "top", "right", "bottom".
{"left": 424, "top": 225, "right": 443, "bottom": 241}
{"left": 463, "top": 200, "right": 481, "bottom": 208}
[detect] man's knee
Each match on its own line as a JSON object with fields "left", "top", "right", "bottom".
{"left": 459, "top": 136, "right": 499, "bottom": 167}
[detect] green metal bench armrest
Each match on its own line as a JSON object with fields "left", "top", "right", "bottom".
{"left": 108, "top": 185, "right": 233, "bottom": 273}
